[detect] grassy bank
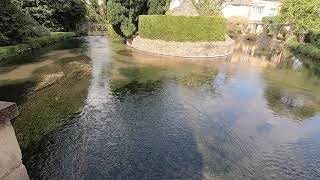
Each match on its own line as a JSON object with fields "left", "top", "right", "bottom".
{"left": 139, "top": 15, "right": 226, "bottom": 42}
{"left": 287, "top": 38, "right": 320, "bottom": 60}
{"left": 0, "top": 32, "right": 76, "bottom": 61}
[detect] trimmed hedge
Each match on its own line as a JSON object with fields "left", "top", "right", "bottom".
{"left": 0, "top": 32, "right": 76, "bottom": 61}
{"left": 287, "top": 38, "right": 320, "bottom": 60}
{"left": 138, "top": 15, "right": 226, "bottom": 42}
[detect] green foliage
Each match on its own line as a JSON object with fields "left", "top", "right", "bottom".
{"left": 87, "top": 4, "right": 108, "bottom": 24}
{"left": 262, "top": 16, "right": 281, "bottom": 24}
{"left": 287, "top": 38, "right": 320, "bottom": 59}
{"left": 192, "top": 0, "right": 223, "bottom": 16}
{"left": 0, "top": 0, "right": 49, "bottom": 46}
{"left": 15, "top": 0, "right": 87, "bottom": 31}
{"left": 106, "top": 0, "right": 166, "bottom": 37}
{"left": 279, "top": 0, "right": 320, "bottom": 34}
{"left": 0, "top": 32, "right": 76, "bottom": 60}
{"left": 148, "top": 0, "right": 167, "bottom": 15}
{"left": 139, "top": 15, "right": 226, "bottom": 42}
{"left": 107, "top": 24, "right": 120, "bottom": 38}
{"left": 90, "top": 0, "right": 99, "bottom": 12}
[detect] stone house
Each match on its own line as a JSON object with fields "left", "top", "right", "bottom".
{"left": 222, "top": 0, "right": 281, "bottom": 22}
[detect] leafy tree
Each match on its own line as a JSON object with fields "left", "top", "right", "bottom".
{"left": 147, "top": 0, "right": 167, "bottom": 15}
{"left": 14, "top": 0, "right": 87, "bottom": 31}
{"left": 106, "top": 0, "right": 166, "bottom": 37}
{"left": 90, "top": 0, "right": 100, "bottom": 12}
{"left": 192, "top": 0, "right": 224, "bottom": 16}
{"left": 0, "top": 0, "right": 49, "bottom": 45}
{"left": 279, "top": 0, "right": 320, "bottom": 39}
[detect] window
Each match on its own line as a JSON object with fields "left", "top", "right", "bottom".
{"left": 269, "top": 8, "right": 276, "bottom": 16}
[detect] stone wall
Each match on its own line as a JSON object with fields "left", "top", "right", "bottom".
{"left": 0, "top": 102, "right": 29, "bottom": 180}
{"left": 127, "top": 36, "right": 235, "bottom": 58}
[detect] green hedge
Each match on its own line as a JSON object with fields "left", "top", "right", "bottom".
{"left": 287, "top": 38, "right": 320, "bottom": 60}
{"left": 0, "top": 32, "right": 76, "bottom": 61}
{"left": 138, "top": 15, "right": 226, "bottom": 42}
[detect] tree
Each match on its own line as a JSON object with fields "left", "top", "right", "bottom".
{"left": 14, "top": 0, "right": 87, "bottom": 31}
{"left": 279, "top": 0, "right": 320, "bottom": 41}
{"left": 192, "top": 0, "right": 224, "bottom": 16}
{"left": 106, "top": 0, "right": 166, "bottom": 37}
{"left": 147, "top": 0, "right": 167, "bottom": 15}
{"left": 0, "top": 0, "right": 49, "bottom": 45}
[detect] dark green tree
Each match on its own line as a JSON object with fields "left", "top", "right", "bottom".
{"left": 14, "top": 0, "right": 87, "bottom": 31}
{"left": 0, "top": 0, "right": 49, "bottom": 45}
{"left": 106, "top": 0, "right": 166, "bottom": 37}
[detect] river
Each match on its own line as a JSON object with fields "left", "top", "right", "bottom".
{"left": 0, "top": 36, "right": 320, "bottom": 179}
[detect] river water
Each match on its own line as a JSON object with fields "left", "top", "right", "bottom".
{"left": 1, "top": 36, "right": 320, "bottom": 179}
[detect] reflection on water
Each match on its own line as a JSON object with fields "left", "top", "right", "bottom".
{"left": 1, "top": 37, "right": 320, "bottom": 179}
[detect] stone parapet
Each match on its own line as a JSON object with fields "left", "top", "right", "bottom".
{"left": 0, "top": 102, "right": 29, "bottom": 180}
{"left": 127, "top": 35, "right": 235, "bottom": 58}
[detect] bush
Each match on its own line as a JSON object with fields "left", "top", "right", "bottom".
{"left": 0, "top": 32, "right": 76, "bottom": 60}
{"left": 287, "top": 38, "right": 320, "bottom": 59}
{"left": 139, "top": 15, "right": 226, "bottom": 42}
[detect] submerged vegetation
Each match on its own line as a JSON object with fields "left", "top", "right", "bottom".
{"left": 13, "top": 54, "right": 91, "bottom": 149}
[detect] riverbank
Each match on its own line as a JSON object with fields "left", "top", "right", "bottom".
{"left": 0, "top": 32, "right": 76, "bottom": 61}
{"left": 287, "top": 38, "right": 320, "bottom": 60}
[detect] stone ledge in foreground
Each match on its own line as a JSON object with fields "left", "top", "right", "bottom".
{"left": 0, "top": 101, "right": 29, "bottom": 180}
{"left": 0, "top": 101, "right": 19, "bottom": 123}
{"left": 127, "top": 35, "right": 235, "bottom": 58}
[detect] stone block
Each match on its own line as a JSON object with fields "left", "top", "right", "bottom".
{"left": 0, "top": 102, "right": 19, "bottom": 123}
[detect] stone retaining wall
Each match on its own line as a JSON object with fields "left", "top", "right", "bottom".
{"left": 127, "top": 35, "right": 235, "bottom": 58}
{"left": 0, "top": 102, "right": 29, "bottom": 180}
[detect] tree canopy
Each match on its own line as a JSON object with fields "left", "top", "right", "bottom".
{"left": 0, "top": 0, "right": 49, "bottom": 46}
{"left": 279, "top": 0, "right": 320, "bottom": 34}
{"left": 13, "top": 0, "right": 87, "bottom": 31}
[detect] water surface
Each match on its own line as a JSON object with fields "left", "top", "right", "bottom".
{"left": 1, "top": 36, "right": 320, "bottom": 179}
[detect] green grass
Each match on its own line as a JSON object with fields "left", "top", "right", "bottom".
{"left": 0, "top": 32, "right": 76, "bottom": 61}
{"left": 287, "top": 38, "right": 320, "bottom": 60}
{"left": 138, "top": 15, "right": 226, "bottom": 42}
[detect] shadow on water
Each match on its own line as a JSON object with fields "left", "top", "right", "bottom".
{"left": 0, "top": 81, "right": 34, "bottom": 105}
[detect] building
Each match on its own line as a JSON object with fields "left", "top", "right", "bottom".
{"left": 222, "top": 0, "right": 281, "bottom": 22}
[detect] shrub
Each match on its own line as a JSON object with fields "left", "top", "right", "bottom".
{"left": 139, "top": 15, "right": 226, "bottom": 42}
{"left": 287, "top": 38, "right": 320, "bottom": 59}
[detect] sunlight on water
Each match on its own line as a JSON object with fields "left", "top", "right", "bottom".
{"left": 0, "top": 36, "right": 320, "bottom": 179}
